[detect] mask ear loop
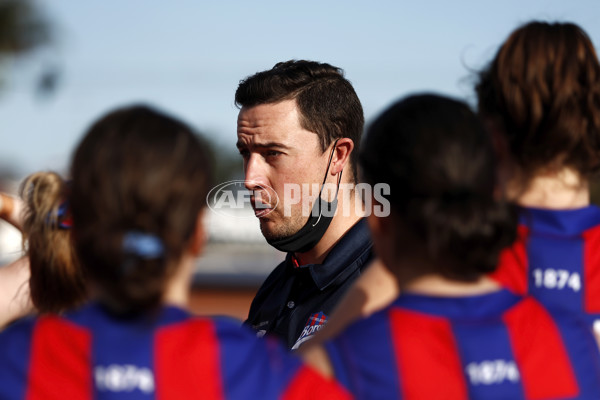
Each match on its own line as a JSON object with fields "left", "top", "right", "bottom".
{"left": 313, "top": 139, "right": 343, "bottom": 226}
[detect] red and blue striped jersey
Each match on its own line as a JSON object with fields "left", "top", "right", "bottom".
{"left": 325, "top": 290, "right": 600, "bottom": 399}
{"left": 490, "top": 206, "right": 600, "bottom": 335}
{"left": 0, "top": 302, "right": 349, "bottom": 400}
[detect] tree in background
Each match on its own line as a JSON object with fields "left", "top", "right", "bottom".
{"left": 0, "top": 0, "right": 57, "bottom": 96}
{"left": 0, "top": 0, "right": 57, "bottom": 182}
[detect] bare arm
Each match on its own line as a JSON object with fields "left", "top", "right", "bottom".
{"left": 300, "top": 343, "right": 335, "bottom": 378}
{"left": 0, "top": 256, "right": 33, "bottom": 329}
{"left": 308, "top": 259, "right": 400, "bottom": 345}
{"left": 0, "top": 193, "right": 25, "bottom": 232}
{"left": 298, "top": 259, "right": 400, "bottom": 381}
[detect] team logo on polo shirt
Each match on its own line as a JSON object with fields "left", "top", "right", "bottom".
{"left": 291, "top": 312, "right": 328, "bottom": 350}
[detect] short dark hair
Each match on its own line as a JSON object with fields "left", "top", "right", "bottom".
{"left": 70, "top": 105, "right": 213, "bottom": 314}
{"left": 476, "top": 21, "right": 600, "bottom": 186}
{"left": 361, "top": 94, "right": 517, "bottom": 280}
{"left": 235, "top": 60, "right": 364, "bottom": 182}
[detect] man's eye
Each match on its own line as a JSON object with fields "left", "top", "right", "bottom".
{"left": 238, "top": 149, "right": 250, "bottom": 158}
{"left": 266, "top": 150, "right": 281, "bottom": 157}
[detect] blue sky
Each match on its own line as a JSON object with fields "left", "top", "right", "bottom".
{"left": 2, "top": 0, "right": 600, "bottom": 177}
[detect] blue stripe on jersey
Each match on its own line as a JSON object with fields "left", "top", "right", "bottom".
{"left": 519, "top": 206, "right": 600, "bottom": 237}
{"left": 527, "top": 232, "right": 584, "bottom": 313}
{"left": 215, "top": 318, "right": 302, "bottom": 400}
{"left": 398, "top": 291, "right": 525, "bottom": 399}
{"left": 396, "top": 290, "right": 521, "bottom": 320}
{"left": 518, "top": 206, "right": 600, "bottom": 336}
{"left": 325, "top": 311, "right": 402, "bottom": 399}
{"left": 451, "top": 320, "right": 524, "bottom": 399}
{"left": 66, "top": 303, "right": 191, "bottom": 400}
{"left": 92, "top": 307, "right": 155, "bottom": 399}
{"left": 551, "top": 309, "right": 600, "bottom": 398}
{"left": 0, "top": 317, "right": 36, "bottom": 399}
{"left": 324, "top": 340, "right": 351, "bottom": 390}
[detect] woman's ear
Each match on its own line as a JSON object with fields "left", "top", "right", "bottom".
{"left": 188, "top": 209, "right": 207, "bottom": 257}
{"left": 367, "top": 208, "right": 398, "bottom": 275}
{"left": 366, "top": 208, "right": 393, "bottom": 238}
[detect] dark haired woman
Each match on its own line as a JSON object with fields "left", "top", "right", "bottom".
{"left": 312, "top": 20, "right": 600, "bottom": 351}
{"left": 477, "top": 21, "right": 600, "bottom": 346}
{"left": 301, "top": 94, "right": 600, "bottom": 399}
{"left": 0, "top": 105, "right": 348, "bottom": 399}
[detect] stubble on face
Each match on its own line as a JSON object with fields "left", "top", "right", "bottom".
{"left": 237, "top": 100, "right": 325, "bottom": 245}
{"left": 258, "top": 204, "right": 309, "bottom": 243}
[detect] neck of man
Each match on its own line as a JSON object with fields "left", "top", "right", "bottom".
{"left": 163, "top": 254, "right": 194, "bottom": 308}
{"left": 508, "top": 167, "right": 590, "bottom": 209}
{"left": 295, "top": 187, "right": 363, "bottom": 265}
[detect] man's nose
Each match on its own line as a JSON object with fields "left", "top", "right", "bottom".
{"left": 244, "top": 154, "right": 268, "bottom": 191}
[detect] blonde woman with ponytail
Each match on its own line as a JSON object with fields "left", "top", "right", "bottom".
{"left": 0, "top": 172, "right": 86, "bottom": 328}
{"left": 0, "top": 105, "right": 348, "bottom": 399}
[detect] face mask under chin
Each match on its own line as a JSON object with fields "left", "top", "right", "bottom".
{"left": 267, "top": 196, "right": 338, "bottom": 253}
{"left": 267, "top": 139, "right": 343, "bottom": 254}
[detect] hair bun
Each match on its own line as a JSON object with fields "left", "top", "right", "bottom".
{"left": 409, "top": 196, "right": 517, "bottom": 278}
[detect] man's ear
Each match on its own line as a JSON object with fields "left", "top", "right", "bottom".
{"left": 330, "top": 138, "right": 354, "bottom": 176}
{"left": 188, "top": 209, "right": 207, "bottom": 257}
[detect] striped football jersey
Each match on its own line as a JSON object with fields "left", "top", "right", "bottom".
{"left": 490, "top": 206, "right": 600, "bottom": 337}
{"left": 0, "top": 302, "right": 349, "bottom": 400}
{"left": 325, "top": 290, "right": 600, "bottom": 399}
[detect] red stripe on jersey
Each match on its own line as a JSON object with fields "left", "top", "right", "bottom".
{"left": 390, "top": 309, "right": 468, "bottom": 400}
{"left": 281, "top": 365, "right": 351, "bottom": 400}
{"left": 583, "top": 225, "right": 600, "bottom": 313}
{"left": 154, "top": 319, "right": 223, "bottom": 400}
{"left": 26, "top": 316, "right": 92, "bottom": 400}
{"left": 489, "top": 225, "right": 529, "bottom": 295}
{"left": 503, "top": 298, "right": 578, "bottom": 399}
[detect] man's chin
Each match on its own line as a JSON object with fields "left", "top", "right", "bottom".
{"left": 259, "top": 219, "right": 295, "bottom": 244}
{"left": 259, "top": 223, "right": 284, "bottom": 243}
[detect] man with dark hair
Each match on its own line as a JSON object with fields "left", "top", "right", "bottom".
{"left": 236, "top": 60, "right": 373, "bottom": 349}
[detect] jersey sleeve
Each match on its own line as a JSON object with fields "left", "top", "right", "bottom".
{"left": 323, "top": 309, "right": 402, "bottom": 399}
{"left": 281, "top": 365, "right": 351, "bottom": 400}
{"left": 0, "top": 317, "right": 36, "bottom": 400}
{"left": 0, "top": 315, "right": 93, "bottom": 400}
{"left": 548, "top": 307, "right": 600, "bottom": 397}
{"left": 324, "top": 338, "right": 354, "bottom": 392}
{"left": 215, "top": 318, "right": 349, "bottom": 400}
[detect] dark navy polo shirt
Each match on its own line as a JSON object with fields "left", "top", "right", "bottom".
{"left": 244, "top": 219, "right": 373, "bottom": 349}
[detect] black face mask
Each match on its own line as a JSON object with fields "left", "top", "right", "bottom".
{"left": 267, "top": 141, "right": 342, "bottom": 254}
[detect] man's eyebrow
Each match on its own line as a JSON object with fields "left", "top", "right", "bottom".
{"left": 236, "top": 141, "right": 291, "bottom": 150}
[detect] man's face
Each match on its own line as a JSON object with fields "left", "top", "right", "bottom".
{"left": 237, "top": 99, "right": 331, "bottom": 242}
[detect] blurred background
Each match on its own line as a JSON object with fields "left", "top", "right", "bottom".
{"left": 1, "top": 0, "right": 599, "bottom": 319}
